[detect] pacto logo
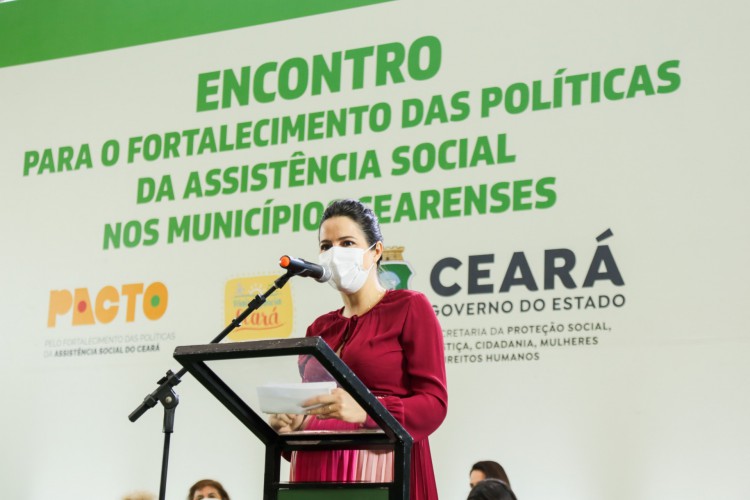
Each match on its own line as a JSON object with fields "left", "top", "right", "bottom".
{"left": 48, "top": 282, "right": 168, "bottom": 327}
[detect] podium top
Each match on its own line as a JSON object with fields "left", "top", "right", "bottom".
{"left": 174, "top": 336, "right": 412, "bottom": 449}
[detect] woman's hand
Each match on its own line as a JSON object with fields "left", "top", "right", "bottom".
{"left": 269, "top": 413, "right": 305, "bottom": 434}
{"left": 302, "top": 388, "right": 367, "bottom": 424}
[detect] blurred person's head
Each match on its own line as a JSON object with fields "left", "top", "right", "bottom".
{"left": 467, "top": 478, "right": 517, "bottom": 500}
{"left": 188, "top": 479, "right": 230, "bottom": 500}
{"left": 122, "top": 492, "right": 155, "bottom": 500}
{"left": 470, "top": 461, "right": 510, "bottom": 489}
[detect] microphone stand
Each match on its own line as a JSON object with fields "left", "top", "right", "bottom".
{"left": 128, "top": 270, "right": 296, "bottom": 500}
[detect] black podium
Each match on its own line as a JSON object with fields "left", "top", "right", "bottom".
{"left": 173, "top": 337, "right": 412, "bottom": 500}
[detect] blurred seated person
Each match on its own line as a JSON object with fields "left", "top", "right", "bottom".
{"left": 467, "top": 478, "right": 517, "bottom": 500}
{"left": 470, "top": 460, "right": 511, "bottom": 489}
{"left": 187, "top": 479, "right": 230, "bottom": 500}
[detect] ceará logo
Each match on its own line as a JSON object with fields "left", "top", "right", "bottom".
{"left": 48, "top": 282, "right": 168, "bottom": 327}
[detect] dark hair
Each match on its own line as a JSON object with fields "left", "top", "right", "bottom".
{"left": 319, "top": 199, "right": 384, "bottom": 264}
{"left": 471, "top": 461, "right": 510, "bottom": 489}
{"left": 467, "top": 479, "right": 517, "bottom": 500}
{"left": 187, "top": 479, "right": 230, "bottom": 500}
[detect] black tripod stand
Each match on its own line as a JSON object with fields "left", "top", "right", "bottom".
{"left": 128, "top": 270, "right": 294, "bottom": 500}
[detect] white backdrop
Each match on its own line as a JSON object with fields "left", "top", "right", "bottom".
{"left": 1, "top": 1, "right": 749, "bottom": 499}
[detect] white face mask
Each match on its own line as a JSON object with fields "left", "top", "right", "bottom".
{"left": 319, "top": 243, "right": 376, "bottom": 294}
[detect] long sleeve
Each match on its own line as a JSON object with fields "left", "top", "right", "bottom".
{"left": 364, "top": 292, "right": 448, "bottom": 441}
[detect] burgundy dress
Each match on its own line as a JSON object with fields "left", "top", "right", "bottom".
{"left": 292, "top": 289, "right": 448, "bottom": 500}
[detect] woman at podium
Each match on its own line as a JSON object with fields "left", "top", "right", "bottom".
{"left": 270, "top": 198, "right": 448, "bottom": 500}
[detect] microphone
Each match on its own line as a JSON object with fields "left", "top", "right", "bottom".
{"left": 279, "top": 255, "right": 332, "bottom": 283}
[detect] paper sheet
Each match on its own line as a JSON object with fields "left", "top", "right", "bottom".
{"left": 257, "top": 381, "right": 337, "bottom": 414}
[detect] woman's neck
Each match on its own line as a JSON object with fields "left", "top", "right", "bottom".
{"left": 341, "top": 277, "right": 386, "bottom": 318}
